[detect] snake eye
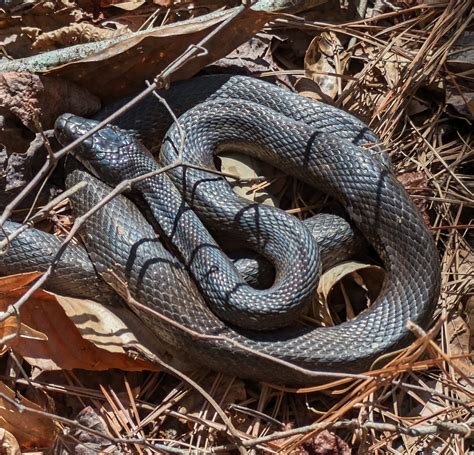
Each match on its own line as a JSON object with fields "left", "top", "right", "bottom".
{"left": 55, "top": 113, "right": 87, "bottom": 145}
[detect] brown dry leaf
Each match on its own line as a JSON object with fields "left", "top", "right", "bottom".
{"left": 0, "top": 313, "right": 48, "bottom": 355}
{"left": 70, "top": 405, "right": 111, "bottom": 450}
{"left": 0, "top": 428, "right": 21, "bottom": 455}
{"left": 397, "top": 171, "right": 428, "bottom": 189}
{"left": 446, "top": 87, "right": 474, "bottom": 120}
{"left": 0, "top": 381, "right": 57, "bottom": 450}
{"left": 101, "top": 0, "right": 149, "bottom": 9}
{"left": 45, "top": 7, "right": 272, "bottom": 101}
{"left": 0, "top": 271, "right": 41, "bottom": 292}
{"left": 304, "top": 31, "right": 344, "bottom": 100}
{"left": 33, "top": 23, "right": 128, "bottom": 51}
{"left": 398, "top": 377, "right": 446, "bottom": 450}
{"left": 347, "top": 43, "right": 388, "bottom": 118}
{"left": 305, "top": 429, "right": 351, "bottom": 455}
{"left": 378, "top": 49, "right": 410, "bottom": 89}
{"left": 0, "top": 2, "right": 93, "bottom": 59}
{"left": 446, "top": 315, "right": 474, "bottom": 374}
{"left": 468, "top": 295, "right": 474, "bottom": 353}
{"left": 0, "top": 274, "right": 47, "bottom": 348}
{"left": 220, "top": 152, "right": 284, "bottom": 207}
{"left": 295, "top": 77, "right": 326, "bottom": 100}
{"left": 210, "top": 33, "right": 283, "bottom": 76}
{"left": 316, "top": 262, "right": 385, "bottom": 325}
{"left": 0, "top": 273, "right": 160, "bottom": 372}
{"left": 441, "top": 312, "right": 474, "bottom": 401}
{"left": 109, "top": 0, "right": 174, "bottom": 9}
{"left": 270, "top": 426, "right": 351, "bottom": 454}
{"left": 406, "top": 97, "right": 431, "bottom": 116}
{"left": 55, "top": 295, "right": 166, "bottom": 362}
{"left": 0, "top": 72, "right": 100, "bottom": 134}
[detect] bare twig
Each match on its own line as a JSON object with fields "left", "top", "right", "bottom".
{"left": 210, "top": 418, "right": 472, "bottom": 452}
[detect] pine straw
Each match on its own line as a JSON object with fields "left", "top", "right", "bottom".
{"left": 9, "top": 1, "right": 473, "bottom": 454}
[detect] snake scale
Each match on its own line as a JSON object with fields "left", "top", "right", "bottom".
{"left": 0, "top": 75, "right": 441, "bottom": 384}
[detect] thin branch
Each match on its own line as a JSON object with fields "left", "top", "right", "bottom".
{"left": 211, "top": 418, "right": 472, "bottom": 452}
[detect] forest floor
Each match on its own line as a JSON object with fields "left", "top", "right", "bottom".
{"left": 0, "top": 0, "right": 472, "bottom": 453}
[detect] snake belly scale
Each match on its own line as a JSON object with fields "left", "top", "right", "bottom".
{"left": 0, "top": 75, "right": 441, "bottom": 384}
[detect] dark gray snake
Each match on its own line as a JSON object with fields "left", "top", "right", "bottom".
{"left": 0, "top": 75, "right": 441, "bottom": 384}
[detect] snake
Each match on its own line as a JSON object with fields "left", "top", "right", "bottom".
{"left": 0, "top": 75, "right": 441, "bottom": 384}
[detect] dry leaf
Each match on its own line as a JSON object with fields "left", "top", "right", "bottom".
{"left": 0, "top": 272, "right": 41, "bottom": 292}
{"left": 406, "top": 97, "right": 431, "bottom": 116}
{"left": 220, "top": 151, "right": 284, "bottom": 207}
{"left": 56, "top": 295, "right": 167, "bottom": 361}
{"left": 0, "top": 72, "right": 100, "bottom": 133}
{"left": 398, "top": 377, "right": 446, "bottom": 450}
{"left": 0, "top": 381, "right": 56, "bottom": 449}
{"left": 305, "top": 429, "right": 351, "bottom": 455}
{"left": 316, "top": 262, "right": 385, "bottom": 325}
{"left": 45, "top": 7, "right": 272, "bottom": 101}
{"left": 0, "top": 313, "right": 48, "bottom": 352}
{"left": 101, "top": 0, "right": 149, "bottom": 9}
{"left": 0, "top": 428, "right": 21, "bottom": 455}
{"left": 304, "top": 32, "right": 344, "bottom": 100}
{"left": 346, "top": 43, "right": 390, "bottom": 119}
{"left": 210, "top": 33, "right": 283, "bottom": 76}
{"left": 379, "top": 50, "right": 410, "bottom": 88}
{"left": 446, "top": 315, "right": 474, "bottom": 374}
{"left": 295, "top": 77, "right": 327, "bottom": 100}
{"left": 65, "top": 405, "right": 111, "bottom": 452}
{"left": 33, "top": 23, "right": 127, "bottom": 51}
{"left": 0, "top": 2, "right": 93, "bottom": 59}
{"left": 468, "top": 295, "right": 474, "bottom": 353}
{"left": 0, "top": 273, "right": 160, "bottom": 372}
{"left": 446, "top": 87, "right": 474, "bottom": 120}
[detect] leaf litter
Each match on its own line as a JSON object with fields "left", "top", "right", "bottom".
{"left": 0, "top": 0, "right": 472, "bottom": 453}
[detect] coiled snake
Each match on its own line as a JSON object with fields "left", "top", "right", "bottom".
{"left": 0, "top": 75, "right": 440, "bottom": 384}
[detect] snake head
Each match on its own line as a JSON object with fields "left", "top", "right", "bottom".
{"left": 55, "top": 113, "right": 158, "bottom": 186}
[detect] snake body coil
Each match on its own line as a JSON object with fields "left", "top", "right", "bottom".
{"left": 0, "top": 76, "right": 441, "bottom": 384}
